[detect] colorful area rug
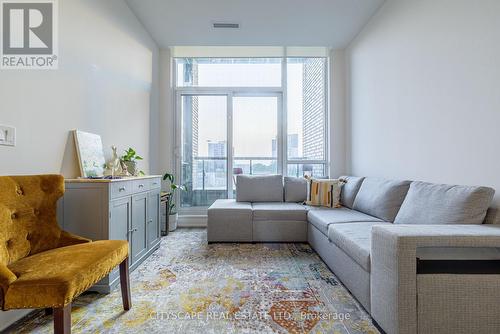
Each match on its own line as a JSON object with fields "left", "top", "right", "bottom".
{"left": 6, "top": 229, "right": 378, "bottom": 334}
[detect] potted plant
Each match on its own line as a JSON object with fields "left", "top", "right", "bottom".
{"left": 163, "top": 172, "right": 185, "bottom": 231}
{"left": 121, "top": 148, "right": 143, "bottom": 176}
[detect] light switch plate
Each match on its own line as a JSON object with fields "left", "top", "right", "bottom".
{"left": 0, "top": 125, "right": 16, "bottom": 146}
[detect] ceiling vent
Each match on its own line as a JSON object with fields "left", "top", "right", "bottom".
{"left": 212, "top": 22, "right": 240, "bottom": 29}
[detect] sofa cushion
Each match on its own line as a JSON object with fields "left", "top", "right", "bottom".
{"left": 339, "top": 176, "right": 365, "bottom": 209}
{"left": 394, "top": 181, "right": 495, "bottom": 225}
{"left": 353, "top": 177, "right": 411, "bottom": 222}
{"left": 252, "top": 202, "right": 307, "bottom": 221}
{"left": 328, "top": 222, "right": 390, "bottom": 272}
{"left": 284, "top": 177, "right": 307, "bottom": 202}
{"left": 236, "top": 175, "right": 283, "bottom": 202}
{"left": 308, "top": 207, "right": 383, "bottom": 236}
{"left": 208, "top": 199, "right": 253, "bottom": 214}
{"left": 207, "top": 199, "right": 253, "bottom": 242}
{"left": 5, "top": 240, "right": 128, "bottom": 309}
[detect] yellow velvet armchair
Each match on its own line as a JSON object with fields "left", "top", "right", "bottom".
{"left": 0, "top": 175, "right": 131, "bottom": 333}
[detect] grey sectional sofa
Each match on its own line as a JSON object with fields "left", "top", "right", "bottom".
{"left": 207, "top": 175, "right": 500, "bottom": 334}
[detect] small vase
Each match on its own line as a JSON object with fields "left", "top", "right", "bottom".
{"left": 123, "top": 161, "right": 137, "bottom": 176}
{"left": 168, "top": 213, "right": 178, "bottom": 232}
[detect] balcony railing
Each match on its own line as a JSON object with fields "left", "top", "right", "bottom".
{"left": 180, "top": 157, "right": 326, "bottom": 208}
{"left": 184, "top": 157, "right": 325, "bottom": 189}
{"left": 182, "top": 156, "right": 277, "bottom": 191}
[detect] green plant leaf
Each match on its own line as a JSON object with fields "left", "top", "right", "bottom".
{"left": 120, "top": 147, "right": 144, "bottom": 162}
{"left": 163, "top": 173, "right": 174, "bottom": 183}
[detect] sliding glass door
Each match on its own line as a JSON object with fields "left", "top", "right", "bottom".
{"left": 179, "top": 95, "right": 228, "bottom": 209}
{"left": 178, "top": 92, "right": 281, "bottom": 211}
{"left": 233, "top": 95, "right": 280, "bottom": 175}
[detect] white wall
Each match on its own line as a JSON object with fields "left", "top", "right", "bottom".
{"left": 347, "top": 0, "right": 500, "bottom": 207}
{"left": 330, "top": 49, "right": 347, "bottom": 177}
{"left": 0, "top": 0, "right": 159, "bottom": 329}
{"left": 0, "top": 0, "right": 159, "bottom": 177}
{"left": 158, "top": 49, "right": 175, "bottom": 176}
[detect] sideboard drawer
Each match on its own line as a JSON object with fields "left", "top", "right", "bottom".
{"left": 132, "top": 179, "right": 149, "bottom": 192}
{"left": 111, "top": 181, "right": 131, "bottom": 198}
{"left": 148, "top": 178, "right": 161, "bottom": 190}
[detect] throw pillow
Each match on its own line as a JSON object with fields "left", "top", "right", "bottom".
{"left": 305, "top": 178, "right": 345, "bottom": 208}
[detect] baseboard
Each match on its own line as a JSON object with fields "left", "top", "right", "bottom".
{"left": 178, "top": 215, "right": 207, "bottom": 227}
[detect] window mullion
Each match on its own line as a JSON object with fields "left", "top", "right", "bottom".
{"left": 227, "top": 92, "right": 234, "bottom": 199}
{"left": 281, "top": 56, "right": 288, "bottom": 176}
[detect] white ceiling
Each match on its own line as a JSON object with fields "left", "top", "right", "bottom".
{"left": 125, "top": 0, "right": 385, "bottom": 48}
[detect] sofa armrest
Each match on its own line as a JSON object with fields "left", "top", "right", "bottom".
{"left": 58, "top": 230, "right": 92, "bottom": 248}
{"left": 0, "top": 264, "right": 17, "bottom": 309}
{"left": 370, "top": 224, "right": 500, "bottom": 334}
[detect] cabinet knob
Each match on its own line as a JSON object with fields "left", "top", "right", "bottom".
{"left": 119, "top": 187, "right": 126, "bottom": 192}
{"left": 139, "top": 184, "right": 144, "bottom": 188}
{"left": 128, "top": 228, "right": 138, "bottom": 233}
{"left": 147, "top": 219, "right": 153, "bottom": 224}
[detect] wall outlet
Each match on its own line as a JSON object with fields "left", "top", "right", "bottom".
{"left": 0, "top": 125, "right": 16, "bottom": 146}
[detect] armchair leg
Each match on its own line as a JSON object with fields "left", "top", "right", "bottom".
{"left": 54, "top": 303, "right": 71, "bottom": 334}
{"left": 119, "top": 257, "right": 131, "bottom": 310}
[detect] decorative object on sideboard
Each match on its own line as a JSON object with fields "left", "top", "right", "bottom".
{"left": 163, "top": 172, "right": 186, "bottom": 232}
{"left": 106, "top": 145, "right": 127, "bottom": 177}
{"left": 120, "top": 147, "right": 143, "bottom": 176}
{"left": 73, "top": 130, "right": 106, "bottom": 178}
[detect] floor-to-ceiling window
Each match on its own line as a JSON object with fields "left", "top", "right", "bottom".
{"left": 286, "top": 58, "right": 328, "bottom": 177}
{"left": 174, "top": 52, "right": 328, "bottom": 212}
